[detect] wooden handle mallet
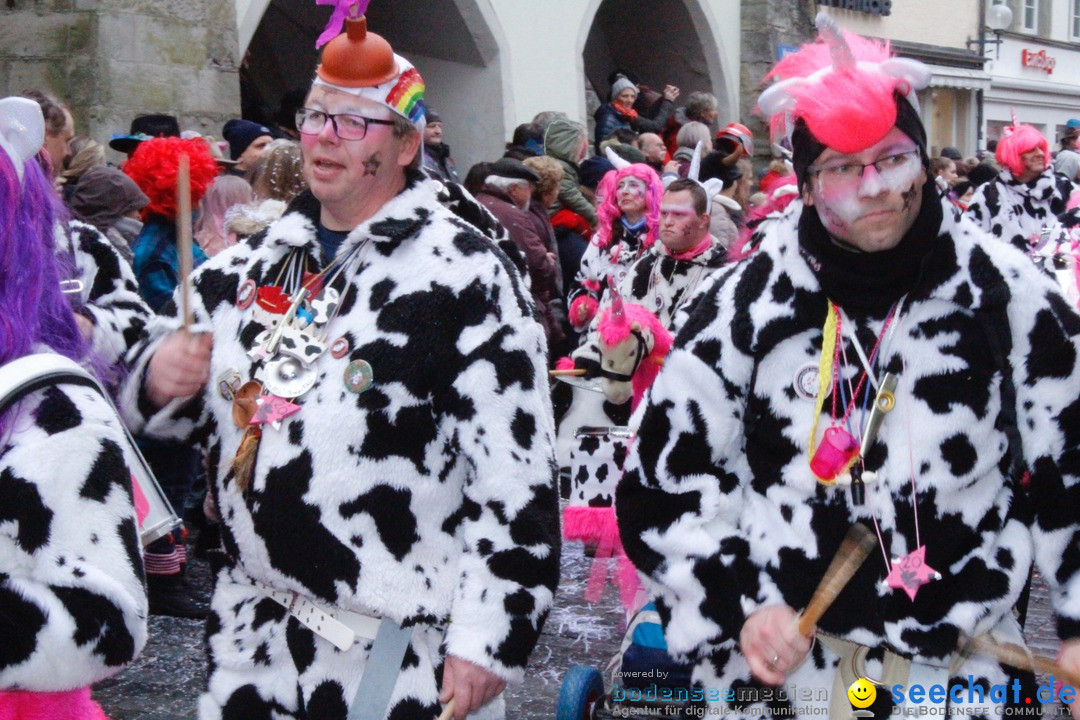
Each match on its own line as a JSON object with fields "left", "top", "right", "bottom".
{"left": 965, "top": 635, "right": 1080, "bottom": 689}
{"left": 798, "top": 522, "right": 877, "bottom": 636}
{"left": 176, "top": 153, "right": 194, "bottom": 329}
{"left": 437, "top": 699, "right": 455, "bottom": 720}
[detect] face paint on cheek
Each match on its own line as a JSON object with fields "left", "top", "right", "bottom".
{"left": 362, "top": 153, "right": 382, "bottom": 177}
{"left": 877, "top": 160, "right": 923, "bottom": 195}
{"left": 901, "top": 183, "right": 919, "bottom": 211}
{"left": 815, "top": 183, "right": 862, "bottom": 230}
{"left": 618, "top": 179, "right": 646, "bottom": 202}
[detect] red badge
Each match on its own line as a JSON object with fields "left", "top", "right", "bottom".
{"left": 255, "top": 285, "right": 291, "bottom": 315}
{"left": 331, "top": 336, "right": 350, "bottom": 359}
{"left": 237, "top": 279, "right": 256, "bottom": 310}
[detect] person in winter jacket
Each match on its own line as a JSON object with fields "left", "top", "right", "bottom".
{"left": 594, "top": 75, "right": 679, "bottom": 153}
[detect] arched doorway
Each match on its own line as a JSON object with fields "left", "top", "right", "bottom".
{"left": 582, "top": 0, "right": 732, "bottom": 133}
{"left": 240, "top": 0, "right": 507, "bottom": 169}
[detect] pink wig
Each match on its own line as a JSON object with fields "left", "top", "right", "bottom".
{"left": 593, "top": 164, "right": 663, "bottom": 250}
{"left": 758, "top": 14, "right": 929, "bottom": 154}
{"left": 597, "top": 302, "right": 673, "bottom": 411}
{"left": 996, "top": 124, "right": 1049, "bottom": 177}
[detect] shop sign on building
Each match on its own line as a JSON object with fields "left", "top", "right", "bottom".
{"left": 1021, "top": 49, "right": 1056, "bottom": 75}
{"left": 818, "top": 0, "right": 892, "bottom": 15}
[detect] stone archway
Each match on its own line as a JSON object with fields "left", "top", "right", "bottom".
{"left": 240, "top": 0, "right": 507, "bottom": 169}
{"left": 581, "top": 0, "right": 733, "bottom": 130}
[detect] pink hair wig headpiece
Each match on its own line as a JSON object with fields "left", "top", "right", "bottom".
{"left": 757, "top": 12, "right": 931, "bottom": 154}
{"left": 996, "top": 118, "right": 1049, "bottom": 177}
{"left": 593, "top": 163, "right": 663, "bottom": 250}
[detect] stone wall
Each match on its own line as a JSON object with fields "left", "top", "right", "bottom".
{"left": 740, "top": 0, "right": 817, "bottom": 158}
{"left": 1, "top": 0, "right": 241, "bottom": 162}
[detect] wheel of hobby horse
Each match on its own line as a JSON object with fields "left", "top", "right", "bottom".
{"left": 556, "top": 665, "right": 605, "bottom": 720}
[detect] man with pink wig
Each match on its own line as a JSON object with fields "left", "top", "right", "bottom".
{"left": 967, "top": 121, "right": 1078, "bottom": 254}
{"left": 617, "top": 14, "right": 1080, "bottom": 718}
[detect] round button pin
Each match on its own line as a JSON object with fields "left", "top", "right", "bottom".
{"left": 331, "top": 336, "right": 350, "bottom": 359}
{"left": 344, "top": 359, "right": 374, "bottom": 394}
{"left": 237, "top": 279, "right": 256, "bottom": 310}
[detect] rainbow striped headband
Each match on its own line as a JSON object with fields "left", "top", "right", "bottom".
{"left": 314, "top": 54, "right": 427, "bottom": 130}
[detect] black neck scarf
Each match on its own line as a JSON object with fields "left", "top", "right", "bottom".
{"left": 797, "top": 179, "right": 943, "bottom": 318}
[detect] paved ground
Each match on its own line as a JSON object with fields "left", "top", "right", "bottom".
{"left": 95, "top": 536, "right": 625, "bottom": 720}
{"left": 96, "top": 534, "right": 1070, "bottom": 719}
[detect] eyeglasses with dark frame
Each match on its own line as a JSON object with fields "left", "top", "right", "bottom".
{"left": 295, "top": 108, "right": 396, "bottom": 141}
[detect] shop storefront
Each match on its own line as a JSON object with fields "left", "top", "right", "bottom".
{"left": 984, "top": 37, "right": 1080, "bottom": 147}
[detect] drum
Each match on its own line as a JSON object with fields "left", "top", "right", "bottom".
{"left": 569, "top": 426, "right": 635, "bottom": 509}
{"left": 0, "top": 353, "right": 181, "bottom": 547}
{"left": 127, "top": 443, "right": 182, "bottom": 547}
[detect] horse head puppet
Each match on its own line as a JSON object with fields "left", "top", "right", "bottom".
{"left": 596, "top": 276, "right": 673, "bottom": 409}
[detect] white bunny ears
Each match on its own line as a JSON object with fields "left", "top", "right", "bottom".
{"left": 0, "top": 97, "right": 46, "bottom": 183}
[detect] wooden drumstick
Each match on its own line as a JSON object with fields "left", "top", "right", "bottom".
{"left": 437, "top": 699, "right": 455, "bottom": 720}
{"left": 176, "top": 153, "right": 194, "bottom": 329}
{"left": 549, "top": 369, "right": 587, "bottom": 377}
{"left": 797, "top": 523, "right": 877, "bottom": 636}
{"left": 965, "top": 635, "right": 1080, "bottom": 689}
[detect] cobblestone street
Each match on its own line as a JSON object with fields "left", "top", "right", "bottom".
{"left": 96, "top": 536, "right": 1070, "bottom": 719}
{"left": 95, "top": 538, "right": 625, "bottom": 720}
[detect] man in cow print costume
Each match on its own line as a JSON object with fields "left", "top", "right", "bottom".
{"left": 616, "top": 17, "right": 1080, "bottom": 718}
{"left": 966, "top": 121, "right": 1078, "bottom": 255}
{"left": 118, "top": 9, "right": 559, "bottom": 720}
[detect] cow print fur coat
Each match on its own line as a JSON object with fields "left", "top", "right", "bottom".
{"left": 57, "top": 220, "right": 151, "bottom": 374}
{"left": 120, "top": 172, "right": 560, "bottom": 719}
{"left": 0, "top": 376, "right": 147, "bottom": 692}
{"left": 617, "top": 196, "right": 1080, "bottom": 716}
{"left": 965, "top": 167, "right": 1076, "bottom": 254}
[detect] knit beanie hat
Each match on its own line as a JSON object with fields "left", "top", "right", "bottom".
{"left": 611, "top": 76, "right": 637, "bottom": 98}
{"left": 222, "top": 119, "right": 272, "bottom": 161}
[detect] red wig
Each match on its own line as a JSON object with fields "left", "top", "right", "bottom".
{"left": 996, "top": 124, "right": 1049, "bottom": 177}
{"left": 123, "top": 137, "right": 219, "bottom": 220}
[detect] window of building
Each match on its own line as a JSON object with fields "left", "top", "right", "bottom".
{"left": 1073, "top": 0, "right": 1080, "bottom": 39}
{"left": 1022, "top": 0, "right": 1038, "bottom": 33}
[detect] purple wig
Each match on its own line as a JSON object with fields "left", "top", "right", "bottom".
{"left": 593, "top": 164, "right": 663, "bottom": 250}
{"left": 0, "top": 152, "right": 89, "bottom": 433}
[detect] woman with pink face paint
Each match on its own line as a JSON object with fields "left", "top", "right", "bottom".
{"left": 566, "top": 163, "right": 663, "bottom": 335}
{"left": 966, "top": 122, "right": 1079, "bottom": 255}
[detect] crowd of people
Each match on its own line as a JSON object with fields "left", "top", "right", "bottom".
{"left": 4, "top": 4, "right": 1080, "bottom": 720}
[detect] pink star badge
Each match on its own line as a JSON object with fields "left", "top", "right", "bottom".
{"left": 886, "top": 545, "right": 940, "bottom": 601}
{"left": 249, "top": 394, "right": 300, "bottom": 430}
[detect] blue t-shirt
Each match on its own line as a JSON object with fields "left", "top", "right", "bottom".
{"left": 317, "top": 224, "right": 350, "bottom": 264}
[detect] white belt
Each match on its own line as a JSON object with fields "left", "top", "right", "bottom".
{"left": 255, "top": 581, "right": 382, "bottom": 652}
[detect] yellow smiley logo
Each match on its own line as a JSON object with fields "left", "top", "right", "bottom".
{"left": 847, "top": 677, "right": 877, "bottom": 708}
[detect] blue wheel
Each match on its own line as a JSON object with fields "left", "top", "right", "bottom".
{"left": 556, "top": 665, "right": 605, "bottom": 720}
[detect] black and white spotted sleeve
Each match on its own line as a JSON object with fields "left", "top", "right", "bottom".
{"left": 66, "top": 221, "right": 152, "bottom": 371}
{"left": 615, "top": 259, "right": 758, "bottom": 663}
{"left": 1000, "top": 256, "right": 1080, "bottom": 640}
{"left": 436, "top": 236, "right": 561, "bottom": 685}
{"left": 0, "top": 383, "right": 147, "bottom": 690}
